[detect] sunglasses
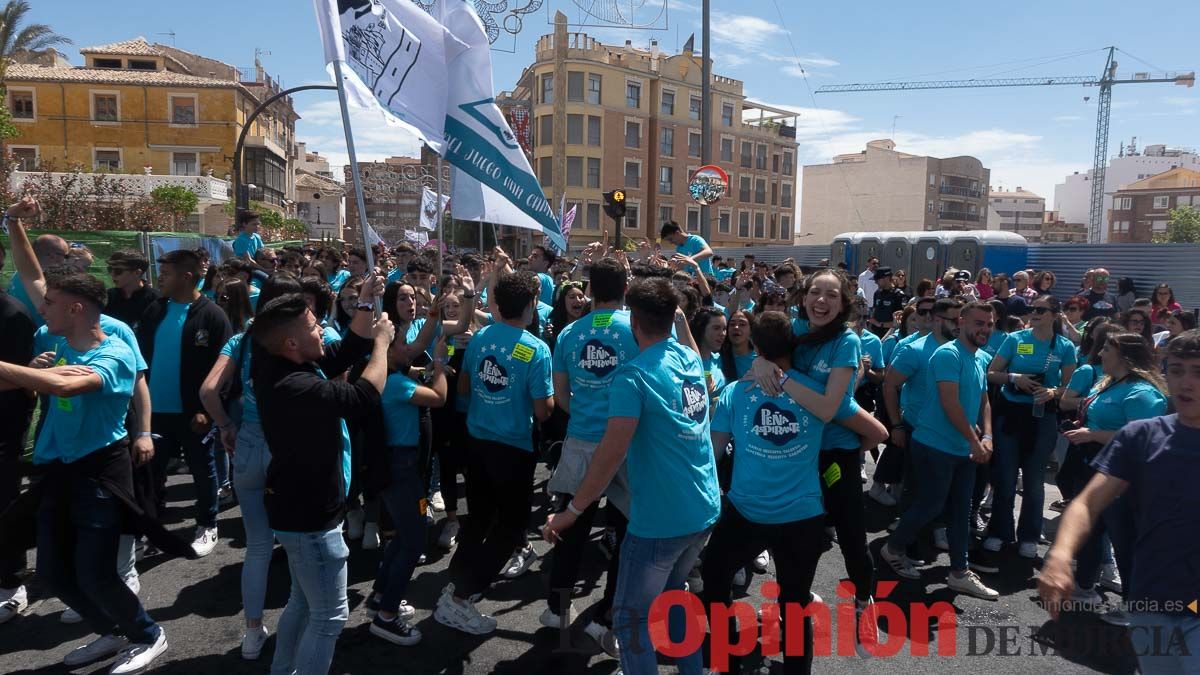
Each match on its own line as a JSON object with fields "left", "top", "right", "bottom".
{"left": 1094, "top": 275, "right": 1109, "bottom": 282}
{"left": 1030, "top": 306, "right": 1054, "bottom": 315}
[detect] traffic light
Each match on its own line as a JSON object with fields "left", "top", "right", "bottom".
{"left": 603, "top": 189, "right": 627, "bottom": 219}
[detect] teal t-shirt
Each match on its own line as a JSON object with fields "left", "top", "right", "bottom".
{"left": 733, "top": 350, "right": 757, "bottom": 379}
{"left": 675, "top": 235, "right": 715, "bottom": 277}
{"left": 387, "top": 267, "right": 405, "bottom": 285}
{"left": 881, "top": 333, "right": 901, "bottom": 366}
{"left": 860, "top": 330, "right": 883, "bottom": 370}
{"left": 8, "top": 275, "right": 42, "bottom": 328}
{"left": 232, "top": 231, "right": 263, "bottom": 259}
{"left": 997, "top": 329, "right": 1077, "bottom": 403}
{"left": 715, "top": 268, "right": 735, "bottom": 282}
{"left": 791, "top": 326, "right": 862, "bottom": 451}
{"left": 608, "top": 338, "right": 720, "bottom": 539}
{"left": 912, "top": 340, "right": 988, "bottom": 456}
{"left": 463, "top": 322, "right": 553, "bottom": 451}
{"left": 34, "top": 336, "right": 137, "bottom": 464}
{"left": 1067, "top": 363, "right": 1104, "bottom": 396}
{"left": 890, "top": 334, "right": 945, "bottom": 425}
{"left": 219, "top": 332, "right": 257, "bottom": 425}
{"left": 980, "top": 328, "right": 1008, "bottom": 362}
{"left": 712, "top": 372, "right": 826, "bottom": 525}
{"left": 537, "top": 272, "right": 555, "bottom": 306}
{"left": 703, "top": 353, "right": 727, "bottom": 401}
{"left": 35, "top": 315, "right": 146, "bottom": 373}
{"left": 552, "top": 309, "right": 639, "bottom": 443}
{"left": 328, "top": 269, "right": 351, "bottom": 294}
{"left": 1085, "top": 379, "right": 1168, "bottom": 431}
{"left": 380, "top": 371, "right": 420, "bottom": 447}
{"left": 149, "top": 300, "right": 190, "bottom": 414}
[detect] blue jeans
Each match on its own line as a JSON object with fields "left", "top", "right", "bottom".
{"left": 988, "top": 405, "right": 1057, "bottom": 544}
{"left": 888, "top": 440, "right": 975, "bottom": 571}
{"left": 1128, "top": 613, "right": 1200, "bottom": 675}
{"left": 232, "top": 422, "right": 273, "bottom": 622}
{"left": 151, "top": 412, "right": 217, "bottom": 528}
{"left": 372, "top": 447, "right": 426, "bottom": 612}
{"left": 271, "top": 528, "right": 349, "bottom": 675}
{"left": 215, "top": 441, "right": 230, "bottom": 489}
{"left": 37, "top": 474, "right": 159, "bottom": 644}
{"left": 613, "top": 527, "right": 711, "bottom": 675}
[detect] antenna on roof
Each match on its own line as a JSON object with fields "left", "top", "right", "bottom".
{"left": 157, "top": 30, "right": 176, "bottom": 46}
{"left": 255, "top": 47, "right": 272, "bottom": 64}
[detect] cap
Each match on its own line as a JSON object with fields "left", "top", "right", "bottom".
{"left": 873, "top": 267, "right": 893, "bottom": 281}
{"left": 953, "top": 270, "right": 972, "bottom": 282}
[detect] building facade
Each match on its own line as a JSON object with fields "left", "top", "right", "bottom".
{"left": 1040, "top": 211, "right": 1089, "bottom": 244}
{"left": 505, "top": 15, "right": 799, "bottom": 250}
{"left": 800, "top": 139, "right": 990, "bottom": 244}
{"left": 294, "top": 143, "right": 344, "bottom": 240}
{"left": 342, "top": 151, "right": 450, "bottom": 247}
{"left": 987, "top": 187, "right": 1045, "bottom": 241}
{"left": 1107, "top": 167, "right": 1200, "bottom": 242}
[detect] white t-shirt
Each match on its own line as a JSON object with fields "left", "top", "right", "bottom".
{"left": 858, "top": 269, "right": 878, "bottom": 307}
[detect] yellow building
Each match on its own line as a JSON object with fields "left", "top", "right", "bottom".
{"left": 4, "top": 37, "right": 300, "bottom": 231}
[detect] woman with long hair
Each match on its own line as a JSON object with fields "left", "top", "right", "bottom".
{"left": 545, "top": 281, "right": 588, "bottom": 351}
{"left": 914, "top": 278, "right": 936, "bottom": 300}
{"left": 215, "top": 278, "right": 254, "bottom": 332}
{"left": 333, "top": 278, "right": 365, "bottom": 337}
{"left": 975, "top": 269, "right": 995, "bottom": 300}
{"left": 430, "top": 290, "right": 479, "bottom": 551}
{"left": 689, "top": 307, "right": 728, "bottom": 399}
{"left": 1033, "top": 270, "right": 1056, "bottom": 297}
{"left": 1116, "top": 277, "right": 1137, "bottom": 314}
{"left": 1149, "top": 283, "right": 1182, "bottom": 325}
{"left": 881, "top": 305, "right": 917, "bottom": 364}
{"left": 1061, "top": 297, "right": 1090, "bottom": 344}
{"left": 1153, "top": 309, "right": 1197, "bottom": 351}
{"left": 1121, "top": 308, "right": 1154, "bottom": 344}
{"left": 1061, "top": 333, "right": 1168, "bottom": 611}
{"left": 754, "top": 289, "right": 789, "bottom": 316}
{"left": 984, "top": 294, "right": 1077, "bottom": 562}
{"left": 719, "top": 309, "right": 756, "bottom": 382}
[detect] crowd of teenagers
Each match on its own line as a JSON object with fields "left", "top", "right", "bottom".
{"left": 0, "top": 199, "right": 1198, "bottom": 675}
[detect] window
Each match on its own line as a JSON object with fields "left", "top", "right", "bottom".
{"left": 538, "top": 116, "right": 553, "bottom": 147}
{"left": 587, "top": 158, "right": 601, "bottom": 189}
{"left": 8, "top": 89, "right": 33, "bottom": 120}
{"left": 722, "top": 102, "right": 734, "bottom": 126}
{"left": 1024, "top": 199, "right": 1040, "bottom": 204}
{"left": 718, "top": 210, "right": 731, "bottom": 234}
{"left": 740, "top": 142, "right": 752, "bottom": 168}
{"left": 172, "top": 152, "right": 198, "bottom": 176}
{"left": 1113, "top": 220, "right": 1130, "bottom": 233}
{"left": 567, "top": 71, "right": 584, "bottom": 102}
{"left": 538, "top": 156, "right": 552, "bottom": 187}
{"left": 1152, "top": 195, "right": 1171, "bottom": 209}
{"left": 754, "top": 212, "right": 765, "bottom": 238}
{"left": 661, "top": 90, "right": 675, "bottom": 116}
{"left": 659, "top": 166, "right": 673, "bottom": 194}
{"left": 659, "top": 205, "right": 673, "bottom": 225}
{"left": 567, "top": 157, "right": 583, "bottom": 186}
{"left": 170, "top": 95, "right": 197, "bottom": 126}
{"left": 92, "top": 92, "right": 119, "bottom": 122}
{"left": 770, "top": 182, "right": 778, "bottom": 206}
{"left": 9, "top": 147, "right": 36, "bottom": 171}
{"left": 1114, "top": 197, "right": 1132, "bottom": 210}
{"left": 687, "top": 208, "right": 700, "bottom": 232}
{"left": 755, "top": 178, "right": 766, "bottom": 204}
{"left": 626, "top": 205, "right": 639, "bottom": 230}
{"left": 755, "top": 144, "right": 767, "bottom": 170}
{"left": 720, "top": 138, "right": 733, "bottom": 162}
{"left": 738, "top": 211, "right": 750, "bottom": 237}
{"left": 94, "top": 149, "right": 121, "bottom": 171}
{"left": 783, "top": 152, "right": 794, "bottom": 176}
{"left": 93, "top": 58, "right": 121, "bottom": 69}
{"left": 928, "top": 200, "right": 934, "bottom": 214}
{"left": 625, "top": 120, "right": 640, "bottom": 148}
{"left": 624, "top": 160, "right": 640, "bottom": 187}
{"left": 567, "top": 114, "right": 583, "bottom": 144}
{"left": 770, "top": 215, "right": 778, "bottom": 240}
{"left": 540, "top": 74, "right": 553, "bottom": 104}
{"left": 626, "top": 81, "right": 641, "bottom": 108}
{"left": 128, "top": 59, "right": 156, "bottom": 70}
{"left": 689, "top": 96, "right": 701, "bottom": 121}
{"left": 587, "top": 74, "right": 602, "bottom": 104}
{"left": 1152, "top": 220, "right": 1169, "bottom": 232}
{"left": 739, "top": 176, "right": 751, "bottom": 202}
{"left": 587, "top": 115, "right": 601, "bottom": 146}
{"left": 781, "top": 183, "right": 793, "bottom": 208}
{"left": 587, "top": 203, "right": 601, "bottom": 230}
{"left": 660, "top": 127, "right": 674, "bottom": 156}
{"left": 781, "top": 215, "right": 791, "bottom": 240}
{"left": 929, "top": 173, "right": 936, "bottom": 187}
{"left": 688, "top": 131, "right": 701, "bottom": 158}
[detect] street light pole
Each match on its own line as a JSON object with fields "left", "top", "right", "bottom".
{"left": 699, "top": 0, "right": 712, "bottom": 242}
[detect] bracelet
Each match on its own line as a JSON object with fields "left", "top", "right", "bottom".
{"left": 1008, "top": 373, "right": 1018, "bottom": 385}
{"left": 981, "top": 433, "right": 993, "bottom": 441}
{"left": 356, "top": 302, "right": 375, "bottom": 311}
{"left": 778, "top": 372, "right": 790, "bottom": 389}
{"left": 136, "top": 431, "right": 154, "bottom": 438}
{"left": 565, "top": 500, "right": 585, "bottom": 517}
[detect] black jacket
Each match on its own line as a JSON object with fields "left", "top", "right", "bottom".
{"left": 106, "top": 285, "right": 160, "bottom": 331}
{"left": 136, "top": 295, "right": 232, "bottom": 418}
{"left": 255, "top": 332, "right": 380, "bottom": 533}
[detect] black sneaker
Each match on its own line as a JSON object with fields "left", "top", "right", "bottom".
{"left": 370, "top": 615, "right": 422, "bottom": 646}
{"left": 599, "top": 529, "right": 617, "bottom": 561}
{"left": 1049, "top": 499, "right": 1069, "bottom": 513}
{"left": 969, "top": 549, "right": 1001, "bottom": 575}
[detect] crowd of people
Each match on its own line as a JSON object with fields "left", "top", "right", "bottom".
{"left": 0, "top": 202, "right": 1197, "bottom": 675}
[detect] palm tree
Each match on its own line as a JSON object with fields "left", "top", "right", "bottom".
{"left": 0, "top": 0, "right": 71, "bottom": 82}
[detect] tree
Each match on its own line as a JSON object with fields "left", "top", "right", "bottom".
{"left": 150, "top": 185, "right": 199, "bottom": 231}
{"left": 1154, "top": 205, "right": 1200, "bottom": 244}
{"left": 0, "top": 1, "right": 72, "bottom": 81}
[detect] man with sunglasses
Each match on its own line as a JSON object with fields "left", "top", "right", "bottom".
{"left": 105, "top": 251, "right": 159, "bottom": 331}
{"left": 1082, "top": 268, "right": 1119, "bottom": 321}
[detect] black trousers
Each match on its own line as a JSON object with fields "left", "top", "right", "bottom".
{"left": 701, "top": 503, "right": 824, "bottom": 675}
{"left": 431, "top": 408, "right": 467, "bottom": 513}
{"left": 149, "top": 412, "right": 216, "bottom": 528}
{"left": 545, "top": 495, "right": 628, "bottom": 625}
{"left": 447, "top": 436, "right": 536, "bottom": 598}
{"left": 0, "top": 432, "right": 26, "bottom": 588}
{"left": 817, "top": 449, "right": 875, "bottom": 602}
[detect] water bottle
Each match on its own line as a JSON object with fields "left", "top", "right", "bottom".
{"left": 1031, "top": 372, "right": 1046, "bottom": 418}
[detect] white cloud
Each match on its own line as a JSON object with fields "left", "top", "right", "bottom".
{"left": 1053, "top": 115, "right": 1082, "bottom": 122}
{"left": 295, "top": 100, "right": 423, "bottom": 180}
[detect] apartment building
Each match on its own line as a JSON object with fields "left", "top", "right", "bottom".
{"left": 987, "top": 187, "right": 1045, "bottom": 241}
{"left": 1107, "top": 167, "right": 1200, "bottom": 242}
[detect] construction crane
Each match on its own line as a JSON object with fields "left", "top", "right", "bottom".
{"left": 816, "top": 47, "right": 1195, "bottom": 243}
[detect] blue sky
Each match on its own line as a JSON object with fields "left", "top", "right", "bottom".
{"left": 37, "top": 0, "right": 1200, "bottom": 206}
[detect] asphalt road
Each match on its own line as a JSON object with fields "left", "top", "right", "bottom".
{"left": 2, "top": 459, "right": 1141, "bottom": 675}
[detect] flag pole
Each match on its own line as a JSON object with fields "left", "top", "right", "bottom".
{"left": 436, "top": 154, "right": 445, "bottom": 280}
{"left": 331, "top": 58, "right": 382, "bottom": 314}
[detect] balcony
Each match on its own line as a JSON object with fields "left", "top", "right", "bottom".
{"left": 10, "top": 170, "right": 231, "bottom": 202}
{"left": 938, "top": 210, "right": 980, "bottom": 222}
{"left": 939, "top": 184, "right": 983, "bottom": 198}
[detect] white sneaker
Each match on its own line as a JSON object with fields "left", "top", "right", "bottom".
{"left": 63, "top": 634, "right": 128, "bottom": 666}
{"left": 733, "top": 568, "right": 748, "bottom": 587}
{"left": 501, "top": 545, "right": 538, "bottom": 579}
{"left": 240, "top": 625, "right": 269, "bottom": 660}
{"left": 346, "top": 509, "right": 366, "bottom": 540}
{"left": 430, "top": 490, "right": 446, "bottom": 512}
{"left": 1098, "top": 563, "right": 1123, "bottom": 593}
{"left": 933, "top": 527, "right": 949, "bottom": 551}
{"left": 362, "top": 522, "right": 381, "bottom": 550}
{"left": 192, "top": 525, "right": 218, "bottom": 557}
{"left": 982, "top": 536, "right": 1003, "bottom": 553}
{"left": 753, "top": 549, "right": 771, "bottom": 573}
{"left": 109, "top": 629, "right": 168, "bottom": 674}
{"left": 1017, "top": 542, "right": 1038, "bottom": 559}
{"left": 583, "top": 621, "right": 619, "bottom": 658}
{"left": 855, "top": 598, "right": 882, "bottom": 658}
{"left": 61, "top": 606, "right": 83, "bottom": 624}
{"left": 947, "top": 570, "right": 999, "bottom": 600}
{"left": 539, "top": 603, "right": 578, "bottom": 629}
{"left": 125, "top": 575, "right": 141, "bottom": 597}
{"left": 860, "top": 466, "right": 869, "bottom": 483}
{"left": 0, "top": 586, "right": 27, "bottom": 624}
{"left": 438, "top": 520, "right": 460, "bottom": 550}
{"left": 868, "top": 482, "right": 897, "bottom": 507}
{"left": 435, "top": 594, "right": 497, "bottom": 635}
{"left": 880, "top": 544, "right": 920, "bottom": 580}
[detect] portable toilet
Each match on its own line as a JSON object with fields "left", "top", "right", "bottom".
{"left": 976, "top": 231, "right": 1029, "bottom": 276}
{"left": 880, "top": 233, "right": 914, "bottom": 279}
{"left": 856, "top": 236, "right": 884, "bottom": 273}
{"left": 830, "top": 235, "right": 853, "bottom": 270}
{"left": 911, "top": 233, "right": 944, "bottom": 286}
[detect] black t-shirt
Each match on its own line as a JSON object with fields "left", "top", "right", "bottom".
{"left": 105, "top": 285, "right": 160, "bottom": 330}
{"left": 871, "top": 287, "right": 906, "bottom": 323}
{"left": 1083, "top": 290, "right": 1118, "bottom": 320}
{"left": 0, "top": 291, "right": 35, "bottom": 440}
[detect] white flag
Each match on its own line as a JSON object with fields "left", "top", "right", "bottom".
{"left": 313, "top": 0, "right": 466, "bottom": 153}
{"left": 419, "top": 186, "right": 449, "bottom": 231}
{"left": 364, "top": 220, "right": 387, "bottom": 248}
{"left": 433, "top": 1, "right": 565, "bottom": 251}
